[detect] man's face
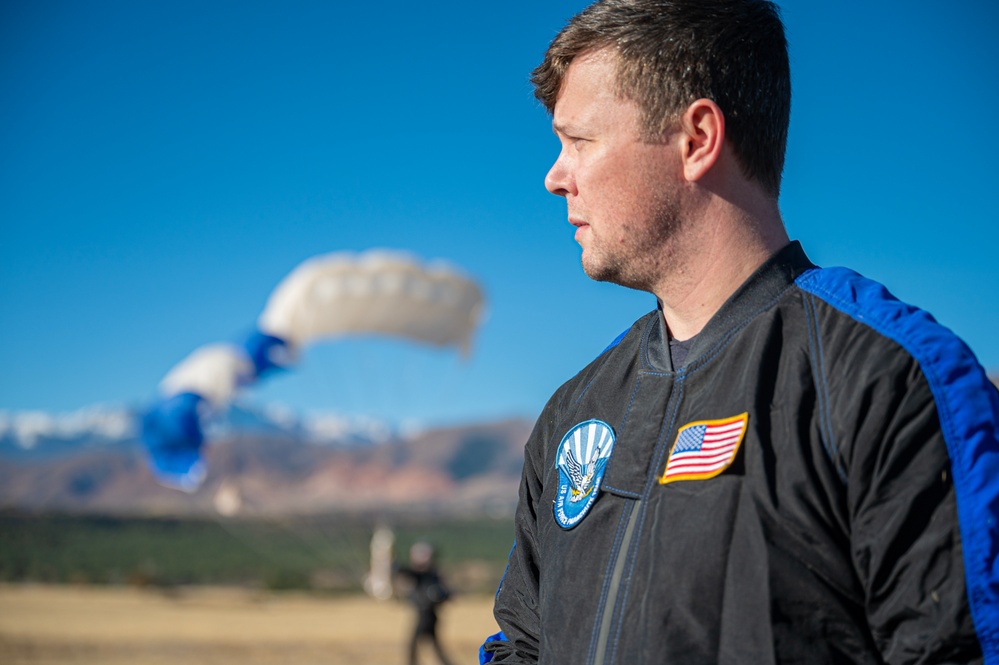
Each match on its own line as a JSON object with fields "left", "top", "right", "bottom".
{"left": 545, "top": 50, "right": 684, "bottom": 292}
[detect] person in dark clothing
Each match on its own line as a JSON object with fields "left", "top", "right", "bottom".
{"left": 396, "top": 541, "right": 455, "bottom": 665}
{"left": 481, "top": 1, "right": 998, "bottom": 663}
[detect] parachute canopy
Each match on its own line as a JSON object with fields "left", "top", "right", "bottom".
{"left": 142, "top": 250, "right": 485, "bottom": 491}
{"left": 259, "top": 251, "right": 483, "bottom": 355}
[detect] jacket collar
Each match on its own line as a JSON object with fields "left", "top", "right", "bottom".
{"left": 644, "top": 241, "right": 815, "bottom": 374}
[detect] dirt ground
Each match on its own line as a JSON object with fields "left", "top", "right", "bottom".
{"left": 0, "top": 584, "right": 500, "bottom": 665}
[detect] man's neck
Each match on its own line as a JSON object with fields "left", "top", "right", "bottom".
{"left": 656, "top": 195, "right": 788, "bottom": 341}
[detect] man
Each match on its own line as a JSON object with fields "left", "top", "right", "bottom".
{"left": 483, "top": 1, "right": 998, "bottom": 663}
{"left": 396, "top": 541, "right": 455, "bottom": 665}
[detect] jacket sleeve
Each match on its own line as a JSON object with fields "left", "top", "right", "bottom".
{"left": 484, "top": 399, "right": 560, "bottom": 664}
{"left": 838, "top": 354, "right": 987, "bottom": 664}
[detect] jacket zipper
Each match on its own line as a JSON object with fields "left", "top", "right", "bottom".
{"left": 591, "top": 498, "right": 642, "bottom": 665}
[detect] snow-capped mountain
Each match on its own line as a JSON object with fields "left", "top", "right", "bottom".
{"left": 0, "top": 405, "right": 135, "bottom": 448}
{"left": 0, "top": 403, "right": 531, "bottom": 517}
{"left": 0, "top": 402, "right": 401, "bottom": 457}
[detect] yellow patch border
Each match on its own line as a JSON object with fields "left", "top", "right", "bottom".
{"left": 658, "top": 412, "right": 749, "bottom": 485}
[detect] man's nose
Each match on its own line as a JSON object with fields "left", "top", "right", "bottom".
{"left": 545, "top": 155, "right": 575, "bottom": 197}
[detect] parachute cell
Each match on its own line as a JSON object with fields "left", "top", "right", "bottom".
{"left": 141, "top": 392, "right": 207, "bottom": 492}
{"left": 158, "top": 343, "right": 255, "bottom": 407}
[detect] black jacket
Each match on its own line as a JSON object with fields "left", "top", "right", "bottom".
{"left": 487, "top": 242, "right": 998, "bottom": 665}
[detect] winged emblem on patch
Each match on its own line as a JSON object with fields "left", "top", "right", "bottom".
{"left": 565, "top": 445, "right": 601, "bottom": 502}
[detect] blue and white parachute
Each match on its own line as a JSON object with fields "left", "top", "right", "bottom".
{"left": 141, "top": 250, "right": 485, "bottom": 492}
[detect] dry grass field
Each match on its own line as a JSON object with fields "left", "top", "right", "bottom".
{"left": 0, "top": 584, "right": 500, "bottom": 665}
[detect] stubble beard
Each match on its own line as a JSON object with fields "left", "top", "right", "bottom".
{"left": 581, "top": 194, "right": 684, "bottom": 294}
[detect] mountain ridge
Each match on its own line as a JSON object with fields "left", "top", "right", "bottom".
{"left": 0, "top": 405, "right": 532, "bottom": 518}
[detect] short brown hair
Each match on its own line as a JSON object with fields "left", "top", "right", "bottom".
{"left": 532, "top": 0, "right": 790, "bottom": 198}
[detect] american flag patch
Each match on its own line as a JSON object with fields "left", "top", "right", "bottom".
{"left": 659, "top": 413, "right": 749, "bottom": 485}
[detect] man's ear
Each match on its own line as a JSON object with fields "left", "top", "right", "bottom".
{"left": 679, "top": 98, "right": 725, "bottom": 183}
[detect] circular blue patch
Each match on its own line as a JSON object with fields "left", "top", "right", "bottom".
{"left": 553, "top": 419, "right": 616, "bottom": 529}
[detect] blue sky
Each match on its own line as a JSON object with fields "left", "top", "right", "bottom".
{"left": 2, "top": 0, "right": 997, "bottom": 427}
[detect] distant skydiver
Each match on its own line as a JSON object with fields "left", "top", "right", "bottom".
{"left": 396, "top": 541, "right": 455, "bottom": 665}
